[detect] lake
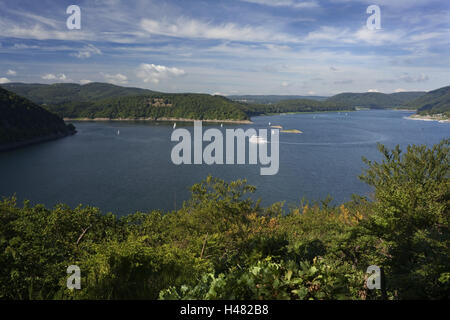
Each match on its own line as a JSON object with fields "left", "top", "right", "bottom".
{"left": 0, "top": 110, "right": 448, "bottom": 216}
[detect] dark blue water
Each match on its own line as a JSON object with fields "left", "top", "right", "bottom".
{"left": 0, "top": 110, "right": 448, "bottom": 215}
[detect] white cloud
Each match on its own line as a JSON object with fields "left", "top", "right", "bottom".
{"left": 0, "top": 77, "right": 10, "bottom": 84}
{"left": 80, "top": 79, "right": 93, "bottom": 85}
{"left": 136, "top": 63, "right": 185, "bottom": 84}
{"left": 71, "top": 44, "right": 102, "bottom": 59}
{"left": 367, "top": 89, "right": 379, "bottom": 92}
{"left": 354, "top": 28, "right": 404, "bottom": 45}
{"left": 400, "top": 73, "right": 429, "bottom": 83}
{"left": 305, "top": 27, "right": 354, "bottom": 43}
{"left": 281, "top": 81, "right": 290, "bottom": 87}
{"left": 6, "top": 70, "right": 16, "bottom": 76}
{"left": 240, "top": 0, "right": 319, "bottom": 8}
{"left": 42, "top": 74, "right": 57, "bottom": 80}
{"left": 140, "top": 17, "right": 296, "bottom": 42}
{"left": 395, "top": 88, "right": 407, "bottom": 93}
{"left": 41, "top": 73, "right": 70, "bottom": 81}
{"left": 102, "top": 73, "right": 128, "bottom": 85}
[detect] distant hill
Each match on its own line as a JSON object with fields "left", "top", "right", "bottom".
{"left": 326, "top": 91, "right": 425, "bottom": 108}
{"left": 229, "top": 95, "right": 328, "bottom": 104}
{"left": 0, "top": 87, "right": 76, "bottom": 151}
{"left": 389, "top": 92, "right": 427, "bottom": 104}
{"left": 2, "top": 82, "right": 157, "bottom": 106}
{"left": 408, "top": 86, "right": 450, "bottom": 117}
{"left": 239, "top": 98, "right": 354, "bottom": 116}
{"left": 46, "top": 93, "right": 250, "bottom": 121}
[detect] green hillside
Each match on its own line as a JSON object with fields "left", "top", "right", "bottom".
{"left": 326, "top": 91, "right": 425, "bottom": 108}
{"left": 240, "top": 98, "right": 354, "bottom": 116}
{"left": 0, "top": 87, "right": 76, "bottom": 149}
{"left": 389, "top": 91, "right": 426, "bottom": 104}
{"left": 2, "top": 83, "right": 249, "bottom": 121}
{"left": 408, "top": 86, "right": 450, "bottom": 117}
{"left": 47, "top": 93, "right": 250, "bottom": 121}
{"left": 2, "top": 82, "right": 156, "bottom": 106}
{"left": 229, "top": 95, "right": 328, "bottom": 104}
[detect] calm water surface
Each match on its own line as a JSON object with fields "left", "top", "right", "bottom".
{"left": 0, "top": 110, "right": 448, "bottom": 215}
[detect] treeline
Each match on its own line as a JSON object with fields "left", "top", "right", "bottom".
{"left": 0, "top": 87, "right": 75, "bottom": 147}
{"left": 45, "top": 93, "right": 250, "bottom": 121}
{"left": 0, "top": 140, "right": 448, "bottom": 300}
{"left": 325, "top": 92, "right": 426, "bottom": 109}
{"left": 1, "top": 82, "right": 156, "bottom": 106}
{"left": 240, "top": 98, "right": 355, "bottom": 116}
{"left": 408, "top": 86, "right": 450, "bottom": 117}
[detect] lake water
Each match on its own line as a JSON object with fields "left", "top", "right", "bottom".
{"left": 0, "top": 110, "right": 448, "bottom": 216}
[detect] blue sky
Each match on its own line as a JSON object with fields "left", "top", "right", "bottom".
{"left": 0, "top": 0, "right": 449, "bottom": 95}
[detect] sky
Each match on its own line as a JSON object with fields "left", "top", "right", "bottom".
{"left": 0, "top": 0, "right": 449, "bottom": 96}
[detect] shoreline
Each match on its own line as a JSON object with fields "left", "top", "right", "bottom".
{"left": 259, "top": 109, "right": 356, "bottom": 116}
{"left": 0, "top": 131, "right": 76, "bottom": 152}
{"left": 64, "top": 117, "right": 253, "bottom": 124}
{"left": 407, "top": 114, "right": 449, "bottom": 123}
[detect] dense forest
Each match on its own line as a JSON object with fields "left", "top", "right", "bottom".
{"left": 240, "top": 98, "right": 355, "bottom": 116}
{"left": 0, "top": 140, "right": 448, "bottom": 300}
{"left": 325, "top": 91, "right": 425, "bottom": 109}
{"left": 0, "top": 87, "right": 76, "bottom": 148}
{"left": 2, "top": 82, "right": 448, "bottom": 122}
{"left": 45, "top": 93, "right": 250, "bottom": 121}
{"left": 1, "top": 82, "right": 157, "bottom": 106}
{"left": 408, "top": 86, "right": 450, "bottom": 118}
{"left": 229, "top": 95, "right": 328, "bottom": 104}
{"left": 2, "top": 82, "right": 416, "bottom": 121}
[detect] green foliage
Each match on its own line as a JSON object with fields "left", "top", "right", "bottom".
{"left": 240, "top": 99, "right": 354, "bottom": 116}
{"left": 325, "top": 91, "right": 425, "bottom": 109}
{"left": 0, "top": 140, "right": 448, "bottom": 300}
{"left": 1, "top": 82, "right": 156, "bottom": 106}
{"left": 408, "top": 86, "right": 450, "bottom": 117}
{"left": 0, "top": 87, "right": 76, "bottom": 146}
{"left": 160, "top": 257, "right": 364, "bottom": 300}
{"left": 1, "top": 82, "right": 249, "bottom": 121}
{"left": 229, "top": 95, "right": 327, "bottom": 104}
{"left": 43, "top": 93, "right": 249, "bottom": 121}
{"left": 359, "top": 139, "right": 450, "bottom": 299}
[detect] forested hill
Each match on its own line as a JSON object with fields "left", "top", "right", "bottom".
{"left": 46, "top": 93, "right": 250, "bottom": 121}
{"left": 2, "top": 83, "right": 250, "bottom": 121}
{"left": 2, "top": 82, "right": 157, "bottom": 106}
{"left": 240, "top": 98, "right": 354, "bottom": 116}
{"left": 0, "top": 87, "right": 76, "bottom": 150}
{"left": 325, "top": 91, "right": 426, "bottom": 108}
{"left": 408, "top": 86, "right": 450, "bottom": 117}
{"left": 229, "top": 95, "right": 328, "bottom": 104}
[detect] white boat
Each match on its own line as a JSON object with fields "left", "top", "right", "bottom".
{"left": 173, "top": 123, "right": 176, "bottom": 129}
{"left": 221, "top": 123, "right": 223, "bottom": 127}
{"left": 249, "top": 135, "right": 268, "bottom": 144}
{"left": 117, "top": 129, "right": 120, "bottom": 135}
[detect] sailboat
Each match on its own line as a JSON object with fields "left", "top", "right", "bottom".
{"left": 173, "top": 123, "right": 176, "bottom": 129}
{"left": 221, "top": 123, "right": 223, "bottom": 128}
{"left": 249, "top": 135, "right": 268, "bottom": 144}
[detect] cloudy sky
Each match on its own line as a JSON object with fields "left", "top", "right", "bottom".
{"left": 0, "top": 0, "right": 449, "bottom": 96}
